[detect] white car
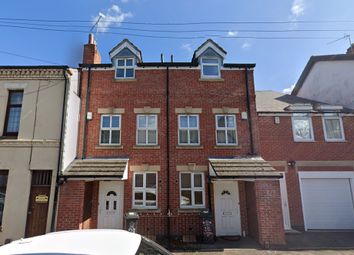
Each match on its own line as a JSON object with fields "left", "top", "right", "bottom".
{"left": 0, "top": 229, "right": 171, "bottom": 255}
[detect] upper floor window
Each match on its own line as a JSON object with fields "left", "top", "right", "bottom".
{"left": 292, "top": 114, "right": 314, "bottom": 142}
{"left": 116, "top": 58, "right": 134, "bottom": 79}
{"left": 4, "top": 90, "right": 23, "bottom": 137}
{"left": 216, "top": 115, "right": 237, "bottom": 145}
{"left": 133, "top": 172, "right": 157, "bottom": 209}
{"left": 201, "top": 58, "right": 220, "bottom": 78}
{"left": 322, "top": 114, "right": 345, "bottom": 141}
{"left": 137, "top": 115, "right": 157, "bottom": 145}
{"left": 180, "top": 172, "right": 205, "bottom": 208}
{"left": 100, "top": 115, "right": 121, "bottom": 145}
{"left": 178, "top": 115, "right": 200, "bottom": 145}
{"left": 0, "top": 170, "right": 8, "bottom": 226}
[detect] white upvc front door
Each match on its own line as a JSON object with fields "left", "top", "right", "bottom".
{"left": 97, "top": 181, "right": 124, "bottom": 229}
{"left": 279, "top": 176, "right": 292, "bottom": 230}
{"left": 214, "top": 181, "right": 241, "bottom": 236}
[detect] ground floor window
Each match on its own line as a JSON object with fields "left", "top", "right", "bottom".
{"left": 180, "top": 172, "right": 205, "bottom": 208}
{"left": 0, "top": 171, "right": 9, "bottom": 227}
{"left": 133, "top": 172, "right": 157, "bottom": 209}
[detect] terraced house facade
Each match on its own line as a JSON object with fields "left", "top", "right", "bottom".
{"left": 56, "top": 34, "right": 286, "bottom": 247}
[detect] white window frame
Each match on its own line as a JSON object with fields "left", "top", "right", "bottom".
{"left": 132, "top": 172, "right": 158, "bottom": 209}
{"left": 291, "top": 114, "right": 314, "bottom": 142}
{"left": 322, "top": 114, "right": 345, "bottom": 142}
{"left": 178, "top": 114, "right": 200, "bottom": 146}
{"left": 201, "top": 57, "right": 220, "bottom": 78}
{"left": 99, "top": 114, "right": 121, "bottom": 145}
{"left": 180, "top": 172, "right": 205, "bottom": 208}
{"left": 136, "top": 114, "right": 158, "bottom": 145}
{"left": 215, "top": 114, "right": 238, "bottom": 145}
{"left": 115, "top": 58, "right": 135, "bottom": 79}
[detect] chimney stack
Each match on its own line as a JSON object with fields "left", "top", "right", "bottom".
{"left": 346, "top": 43, "right": 354, "bottom": 55}
{"left": 82, "top": 33, "right": 101, "bottom": 64}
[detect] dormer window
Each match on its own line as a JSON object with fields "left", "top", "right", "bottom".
{"left": 116, "top": 58, "right": 135, "bottom": 79}
{"left": 201, "top": 58, "right": 220, "bottom": 78}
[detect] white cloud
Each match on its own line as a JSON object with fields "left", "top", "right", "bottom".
{"left": 227, "top": 31, "right": 238, "bottom": 37}
{"left": 121, "top": 0, "right": 129, "bottom": 3}
{"left": 242, "top": 42, "right": 251, "bottom": 49}
{"left": 282, "top": 84, "right": 295, "bottom": 94}
{"left": 181, "top": 43, "right": 193, "bottom": 53}
{"left": 291, "top": 0, "right": 305, "bottom": 17}
{"left": 92, "top": 4, "right": 132, "bottom": 33}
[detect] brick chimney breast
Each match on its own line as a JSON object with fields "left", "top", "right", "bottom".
{"left": 82, "top": 33, "right": 101, "bottom": 64}
{"left": 346, "top": 43, "right": 354, "bottom": 55}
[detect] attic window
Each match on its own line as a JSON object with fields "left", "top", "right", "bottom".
{"left": 201, "top": 58, "right": 220, "bottom": 78}
{"left": 116, "top": 58, "right": 134, "bottom": 79}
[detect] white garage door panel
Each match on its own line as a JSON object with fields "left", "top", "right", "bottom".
{"left": 302, "top": 178, "right": 354, "bottom": 229}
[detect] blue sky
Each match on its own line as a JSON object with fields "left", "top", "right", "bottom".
{"left": 0, "top": 0, "right": 353, "bottom": 92}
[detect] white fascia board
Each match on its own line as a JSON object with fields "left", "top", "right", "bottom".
{"left": 194, "top": 41, "right": 226, "bottom": 59}
{"left": 316, "top": 105, "right": 344, "bottom": 111}
{"left": 298, "top": 171, "right": 354, "bottom": 179}
{"left": 109, "top": 41, "right": 142, "bottom": 61}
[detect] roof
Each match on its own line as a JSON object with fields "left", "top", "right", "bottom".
{"left": 292, "top": 54, "right": 354, "bottom": 95}
{"left": 109, "top": 38, "right": 142, "bottom": 62}
{"left": 0, "top": 230, "right": 144, "bottom": 255}
{"left": 79, "top": 62, "right": 255, "bottom": 68}
{"left": 256, "top": 90, "right": 352, "bottom": 113}
{"left": 209, "top": 156, "right": 282, "bottom": 179}
{"left": 62, "top": 158, "right": 128, "bottom": 179}
{"left": 0, "top": 65, "right": 69, "bottom": 69}
{"left": 192, "top": 39, "right": 227, "bottom": 61}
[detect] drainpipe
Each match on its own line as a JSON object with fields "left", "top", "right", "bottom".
{"left": 50, "top": 68, "right": 69, "bottom": 231}
{"left": 82, "top": 67, "right": 92, "bottom": 158}
{"left": 244, "top": 67, "right": 255, "bottom": 155}
{"left": 165, "top": 66, "right": 171, "bottom": 244}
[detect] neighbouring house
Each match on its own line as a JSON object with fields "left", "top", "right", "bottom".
{"left": 0, "top": 66, "right": 80, "bottom": 244}
{"left": 257, "top": 91, "right": 354, "bottom": 231}
{"left": 56, "top": 34, "right": 286, "bottom": 247}
{"left": 291, "top": 44, "right": 354, "bottom": 109}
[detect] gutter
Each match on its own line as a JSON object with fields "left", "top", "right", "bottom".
{"left": 244, "top": 67, "right": 255, "bottom": 155}
{"left": 165, "top": 66, "right": 171, "bottom": 245}
{"left": 50, "top": 68, "right": 69, "bottom": 231}
{"left": 82, "top": 67, "right": 92, "bottom": 158}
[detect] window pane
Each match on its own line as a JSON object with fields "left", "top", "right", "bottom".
{"left": 111, "top": 130, "right": 120, "bottom": 144}
{"left": 135, "top": 174, "right": 143, "bottom": 187}
{"left": 0, "top": 172, "right": 8, "bottom": 226}
{"left": 194, "top": 191, "right": 203, "bottom": 205}
{"left": 202, "top": 58, "right": 218, "bottom": 64}
{"left": 294, "top": 118, "right": 311, "bottom": 140}
{"left": 203, "top": 65, "right": 219, "bottom": 76}
{"left": 147, "top": 115, "right": 156, "bottom": 128}
{"left": 189, "top": 116, "right": 198, "bottom": 128}
{"left": 147, "top": 130, "right": 157, "bottom": 144}
{"left": 146, "top": 192, "right": 156, "bottom": 201}
{"left": 179, "top": 116, "right": 188, "bottom": 128}
{"left": 137, "top": 130, "right": 146, "bottom": 144}
{"left": 325, "top": 118, "right": 342, "bottom": 139}
{"left": 190, "top": 130, "right": 199, "bottom": 144}
{"left": 117, "top": 59, "right": 124, "bottom": 66}
{"left": 217, "top": 130, "right": 226, "bottom": 144}
{"left": 10, "top": 92, "right": 23, "bottom": 105}
{"left": 194, "top": 174, "right": 202, "bottom": 188}
{"left": 227, "top": 116, "right": 235, "bottom": 128}
{"left": 138, "top": 116, "right": 147, "bottom": 128}
{"left": 126, "top": 68, "right": 134, "bottom": 78}
{"left": 227, "top": 130, "right": 237, "bottom": 144}
{"left": 181, "top": 190, "right": 191, "bottom": 206}
{"left": 217, "top": 116, "right": 225, "bottom": 128}
{"left": 111, "top": 116, "right": 120, "bottom": 128}
{"left": 100, "top": 130, "right": 110, "bottom": 144}
{"left": 146, "top": 173, "right": 156, "bottom": 188}
{"left": 179, "top": 130, "right": 188, "bottom": 144}
{"left": 101, "top": 116, "right": 110, "bottom": 128}
{"left": 126, "top": 59, "right": 133, "bottom": 66}
{"left": 134, "top": 192, "right": 143, "bottom": 200}
{"left": 116, "top": 68, "right": 124, "bottom": 77}
{"left": 6, "top": 107, "right": 21, "bottom": 133}
{"left": 181, "top": 173, "right": 191, "bottom": 188}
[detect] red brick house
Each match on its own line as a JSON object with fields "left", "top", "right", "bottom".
{"left": 257, "top": 91, "right": 354, "bottom": 231}
{"left": 56, "top": 34, "right": 286, "bottom": 247}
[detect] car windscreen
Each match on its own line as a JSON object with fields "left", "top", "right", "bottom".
{"left": 135, "top": 236, "right": 171, "bottom": 255}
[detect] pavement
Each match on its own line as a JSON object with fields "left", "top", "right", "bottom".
{"left": 172, "top": 231, "right": 354, "bottom": 255}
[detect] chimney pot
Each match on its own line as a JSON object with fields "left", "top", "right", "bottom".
{"left": 88, "top": 33, "right": 95, "bottom": 44}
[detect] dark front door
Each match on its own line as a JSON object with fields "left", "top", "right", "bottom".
{"left": 25, "top": 171, "right": 52, "bottom": 237}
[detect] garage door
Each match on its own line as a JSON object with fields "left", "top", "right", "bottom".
{"left": 301, "top": 178, "right": 354, "bottom": 230}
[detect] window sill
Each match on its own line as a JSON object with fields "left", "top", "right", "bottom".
{"left": 293, "top": 140, "right": 315, "bottom": 143}
{"left": 95, "top": 145, "right": 123, "bottom": 149}
{"left": 324, "top": 140, "right": 346, "bottom": 143}
{"left": 130, "top": 208, "right": 160, "bottom": 213}
{"left": 178, "top": 208, "right": 206, "bottom": 213}
{"left": 0, "top": 136, "right": 18, "bottom": 140}
{"left": 112, "top": 78, "right": 137, "bottom": 82}
{"left": 214, "top": 145, "right": 241, "bottom": 149}
{"left": 199, "top": 78, "right": 224, "bottom": 82}
{"left": 133, "top": 145, "right": 160, "bottom": 149}
{"left": 176, "top": 145, "right": 203, "bottom": 149}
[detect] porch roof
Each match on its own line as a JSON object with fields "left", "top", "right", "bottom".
{"left": 209, "top": 156, "right": 282, "bottom": 179}
{"left": 62, "top": 158, "right": 128, "bottom": 179}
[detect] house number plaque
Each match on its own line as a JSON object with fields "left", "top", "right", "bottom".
{"left": 35, "top": 195, "right": 48, "bottom": 203}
